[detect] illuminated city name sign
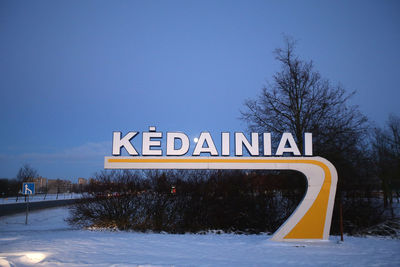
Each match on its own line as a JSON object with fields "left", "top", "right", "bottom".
{"left": 104, "top": 127, "right": 337, "bottom": 242}
{"left": 111, "top": 127, "right": 313, "bottom": 156}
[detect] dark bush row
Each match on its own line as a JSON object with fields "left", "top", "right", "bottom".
{"left": 67, "top": 169, "right": 389, "bottom": 235}
{"left": 68, "top": 170, "right": 305, "bottom": 233}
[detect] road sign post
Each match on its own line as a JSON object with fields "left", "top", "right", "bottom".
{"left": 23, "top": 183, "right": 35, "bottom": 195}
{"left": 22, "top": 183, "right": 35, "bottom": 225}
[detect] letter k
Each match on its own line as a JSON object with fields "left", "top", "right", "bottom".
{"left": 112, "top": 132, "right": 139, "bottom": 156}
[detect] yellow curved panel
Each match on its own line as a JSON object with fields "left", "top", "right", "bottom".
{"left": 284, "top": 181, "right": 330, "bottom": 239}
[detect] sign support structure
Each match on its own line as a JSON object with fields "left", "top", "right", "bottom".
{"left": 22, "top": 182, "right": 35, "bottom": 225}
{"left": 104, "top": 156, "right": 338, "bottom": 242}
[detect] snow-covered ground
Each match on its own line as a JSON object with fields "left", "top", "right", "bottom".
{"left": 0, "top": 194, "right": 83, "bottom": 205}
{"left": 0, "top": 207, "right": 400, "bottom": 267}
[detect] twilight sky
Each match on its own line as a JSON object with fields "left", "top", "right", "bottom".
{"left": 1, "top": 0, "right": 399, "bottom": 181}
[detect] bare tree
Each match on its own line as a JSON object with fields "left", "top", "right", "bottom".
{"left": 15, "top": 164, "right": 38, "bottom": 201}
{"left": 16, "top": 164, "right": 38, "bottom": 183}
{"left": 240, "top": 38, "right": 385, "bottom": 233}
{"left": 387, "top": 114, "right": 400, "bottom": 156}
{"left": 373, "top": 114, "right": 400, "bottom": 210}
{"left": 240, "top": 37, "right": 368, "bottom": 155}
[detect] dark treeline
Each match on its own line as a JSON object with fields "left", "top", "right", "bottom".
{"left": 0, "top": 178, "right": 21, "bottom": 198}
{"left": 0, "top": 164, "right": 40, "bottom": 199}
{"left": 67, "top": 166, "right": 391, "bottom": 235}
{"left": 68, "top": 170, "right": 306, "bottom": 234}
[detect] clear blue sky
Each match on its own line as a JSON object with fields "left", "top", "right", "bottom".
{"left": 1, "top": 0, "right": 399, "bottom": 181}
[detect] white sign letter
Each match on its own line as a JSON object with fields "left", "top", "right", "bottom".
{"left": 142, "top": 128, "right": 162, "bottom": 156}
{"left": 276, "top": 133, "right": 301, "bottom": 156}
{"left": 193, "top": 132, "right": 218, "bottom": 156}
{"left": 167, "top": 132, "right": 190, "bottom": 156}
{"left": 221, "top": 132, "right": 230, "bottom": 156}
{"left": 112, "top": 132, "right": 138, "bottom": 156}
{"left": 304, "top": 133, "right": 313, "bottom": 156}
{"left": 263, "top": 133, "right": 272, "bottom": 156}
{"left": 235, "top": 133, "right": 259, "bottom": 156}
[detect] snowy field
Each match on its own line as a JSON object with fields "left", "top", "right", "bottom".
{"left": 1, "top": 207, "right": 400, "bottom": 267}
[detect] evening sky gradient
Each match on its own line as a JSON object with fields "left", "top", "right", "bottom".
{"left": 1, "top": 0, "right": 399, "bottom": 181}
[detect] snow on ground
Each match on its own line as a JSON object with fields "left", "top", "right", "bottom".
{"left": 0, "top": 194, "right": 83, "bottom": 205}
{"left": 0, "top": 207, "right": 400, "bottom": 267}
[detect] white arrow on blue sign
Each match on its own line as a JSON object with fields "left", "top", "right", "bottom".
{"left": 22, "top": 182, "right": 35, "bottom": 195}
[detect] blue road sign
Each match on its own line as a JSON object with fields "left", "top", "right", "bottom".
{"left": 22, "top": 182, "right": 35, "bottom": 195}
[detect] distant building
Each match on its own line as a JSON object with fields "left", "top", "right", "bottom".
{"left": 78, "top": 178, "right": 87, "bottom": 185}
{"left": 33, "top": 177, "right": 47, "bottom": 193}
{"left": 47, "top": 179, "right": 72, "bottom": 194}
{"left": 77, "top": 177, "right": 88, "bottom": 192}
